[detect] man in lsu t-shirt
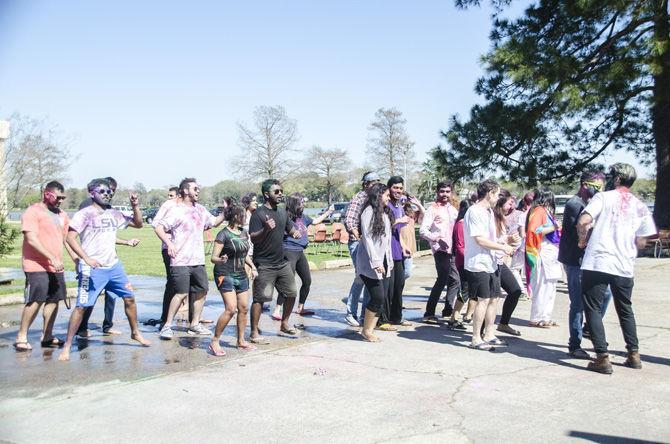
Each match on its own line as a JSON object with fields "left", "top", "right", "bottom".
{"left": 59, "top": 178, "right": 150, "bottom": 361}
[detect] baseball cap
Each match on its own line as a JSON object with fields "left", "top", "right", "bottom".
{"left": 361, "top": 172, "right": 380, "bottom": 183}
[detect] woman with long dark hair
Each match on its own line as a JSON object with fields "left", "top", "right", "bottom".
{"left": 525, "top": 187, "right": 561, "bottom": 328}
{"left": 493, "top": 190, "right": 523, "bottom": 336}
{"left": 209, "top": 199, "right": 257, "bottom": 356}
{"left": 272, "top": 193, "right": 333, "bottom": 320}
{"left": 356, "top": 183, "right": 394, "bottom": 342}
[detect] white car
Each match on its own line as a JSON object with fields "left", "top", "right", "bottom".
{"left": 554, "top": 194, "right": 573, "bottom": 223}
{"left": 112, "top": 205, "right": 133, "bottom": 218}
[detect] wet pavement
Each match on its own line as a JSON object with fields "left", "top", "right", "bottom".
{"left": 2, "top": 258, "right": 669, "bottom": 443}
{"left": 0, "top": 261, "right": 433, "bottom": 398}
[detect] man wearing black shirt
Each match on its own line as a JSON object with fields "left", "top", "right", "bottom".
{"left": 248, "top": 179, "right": 301, "bottom": 343}
{"left": 558, "top": 170, "right": 606, "bottom": 359}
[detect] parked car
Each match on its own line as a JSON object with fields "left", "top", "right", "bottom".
{"left": 320, "top": 202, "right": 348, "bottom": 223}
{"left": 553, "top": 194, "right": 573, "bottom": 223}
{"left": 143, "top": 207, "right": 159, "bottom": 224}
{"left": 112, "top": 205, "right": 133, "bottom": 218}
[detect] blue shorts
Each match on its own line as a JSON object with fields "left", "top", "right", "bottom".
{"left": 214, "top": 274, "right": 249, "bottom": 294}
{"left": 76, "top": 262, "right": 134, "bottom": 308}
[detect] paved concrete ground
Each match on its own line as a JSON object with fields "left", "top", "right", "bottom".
{"left": 1, "top": 257, "right": 669, "bottom": 443}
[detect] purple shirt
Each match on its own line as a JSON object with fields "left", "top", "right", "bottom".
{"left": 388, "top": 201, "right": 406, "bottom": 261}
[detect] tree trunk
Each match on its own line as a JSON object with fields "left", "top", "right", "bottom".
{"left": 652, "top": 1, "right": 670, "bottom": 228}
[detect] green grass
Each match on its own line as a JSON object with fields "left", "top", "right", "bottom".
{"left": 0, "top": 226, "right": 351, "bottom": 277}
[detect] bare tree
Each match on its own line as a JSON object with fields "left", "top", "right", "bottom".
{"left": 235, "top": 106, "right": 299, "bottom": 181}
{"left": 304, "top": 146, "right": 351, "bottom": 205}
{"left": 366, "top": 107, "right": 415, "bottom": 179}
{"left": 2, "top": 114, "right": 74, "bottom": 208}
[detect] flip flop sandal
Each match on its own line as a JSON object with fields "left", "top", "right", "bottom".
{"left": 208, "top": 343, "right": 226, "bottom": 357}
{"left": 447, "top": 321, "right": 467, "bottom": 331}
{"left": 200, "top": 319, "right": 214, "bottom": 324}
{"left": 360, "top": 332, "right": 381, "bottom": 342}
{"left": 13, "top": 342, "right": 32, "bottom": 352}
{"left": 529, "top": 321, "right": 551, "bottom": 329}
{"left": 237, "top": 343, "right": 258, "bottom": 351}
{"left": 297, "top": 310, "right": 315, "bottom": 316}
{"left": 280, "top": 327, "right": 299, "bottom": 336}
{"left": 270, "top": 314, "right": 282, "bottom": 321}
{"left": 294, "top": 323, "right": 306, "bottom": 330}
{"left": 422, "top": 316, "right": 439, "bottom": 324}
{"left": 497, "top": 324, "right": 521, "bottom": 336}
{"left": 40, "top": 337, "right": 65, "bottom": 348}
{"left": 487, "top": 338, "right": 508, "bottom": 346}
{"left": 249, "top": 336, "right": 271, "bottom": 345}
{"left": 469, "top": 342, "right": 494, "bottom": 351}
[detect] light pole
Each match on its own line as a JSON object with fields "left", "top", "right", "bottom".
{"left": 0, "top": 120, "right": 9, "bottom": 218}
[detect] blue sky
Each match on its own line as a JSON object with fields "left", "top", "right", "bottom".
{"left": 0, "top": 1, "right": 651, "bottom": 189}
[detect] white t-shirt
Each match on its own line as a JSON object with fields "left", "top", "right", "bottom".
{"left": 69, "top": 206, "right": 131, "bottom": 268}
{"left": 156, "top": 202, "right": 216, "bottom": 266}
{"left": 581, "top": 189, "right": 656, "bottom": 278}
{"left": 464, "top": 204, "right": 497, "bottom": 273}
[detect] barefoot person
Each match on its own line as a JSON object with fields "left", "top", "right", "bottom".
{"left": 248, "top": 179, "right": 302, "bottom": 344}
{"left": 14, "top": 181, "right": 77, "bottom": 351}
{"left": 357, "top": 183, "right": 394, "bottom": 342}
{"left": 209, "top": 200, "right": 257, "bottom": 356}
{"left": 155, "top": 178, "right": 224, "bottom": 340}
{"left": 272, "top": 193, "right": 333, "bottom": 320}
{"left": 77, "top": 176, "right": 138, "bottom": 337}
{"left": 59, "top": 178, "right": 150, "bottom": 361}
{"left": 464, "top": 179, "right": 515, "bottom": 351}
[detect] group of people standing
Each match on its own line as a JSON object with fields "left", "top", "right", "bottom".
{"left": 13, "top": 162, "right": 657, "bottom": 374}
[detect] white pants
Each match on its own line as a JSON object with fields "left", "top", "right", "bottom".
{"left": 530, "top": 241, "right": 559, "bottom": 322}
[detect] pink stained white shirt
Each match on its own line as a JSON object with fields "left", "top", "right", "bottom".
{"left": 155, "top": 202, "right": 216, "bottom": 266}
{"left": 419, "top": 201, "right": 458, "bottom": 254}
{"left": 69, "top": 206, "right": 131, "bottom": 268}
{"left": 152, "top": 198, "right": 179, "bottom": 250}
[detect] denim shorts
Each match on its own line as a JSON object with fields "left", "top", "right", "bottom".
{"left": 214, "top": 274, "right": 249, "bottom": 294}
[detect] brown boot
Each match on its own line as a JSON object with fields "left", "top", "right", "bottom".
{"left": 623, "top": 350, "right": 642, "bottom": 369}
{"left": 587, "top": 353, "right": 613, "bottom": 374}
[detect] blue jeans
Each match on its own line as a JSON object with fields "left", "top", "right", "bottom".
{"left": 346, "top": 240, "right": 369, "bottom": 320}
{"left": 564, "top": 264, "right": 611, "bottom": 351}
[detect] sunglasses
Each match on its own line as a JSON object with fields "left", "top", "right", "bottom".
{"left": 584, "top": 181, "right": 603, "bottom": 191}
{"left": 56, "top": 196, "right": 67, "bottom": 201}
{"left": 272, "top": 189, "right": 284, "bottom": 195}
{"left": 95, "top": 188, "right": 114, "bottom": 196}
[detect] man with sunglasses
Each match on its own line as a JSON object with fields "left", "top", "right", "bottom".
{"left": 248, "top": 179, "right": 302, "bottom": 344}
{"left": 59, "top": 178, "right": 150, "bottom": 361}
{"left": 155, "top": 178, "right": 225, "bottom": 340}
{"left": 14, "top": 181, "right": 77, "bottom": 352}
{"left": 76, "top": 177, "right": 140, "bottom": 338}
{"left": 558, "top": 170, "right": 608, "bottom": 359}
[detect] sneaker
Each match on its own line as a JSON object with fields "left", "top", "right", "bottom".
{"left": 344, "top": 314, "right": 360, "bottom": 327}
{"left": 623, "top": 350, "right": 642, "bottom": 369}
{"left": 159, "top": 327, "right": 174, "bottom": 340}
{"left": 568, "top": 348, "right": 592, "bottom": 360}
{"left": 187, "top": 324, "right": 212, "bottom": 336}
{"left": 587, "top": 353, "right": 613, "bottom": 374}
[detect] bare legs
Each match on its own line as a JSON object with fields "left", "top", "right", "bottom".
{"left": 59, "top": 297, "right": 150, "bottom": 362}
{"left": 210, "top": 290, "right": 252, "bottom": 355}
